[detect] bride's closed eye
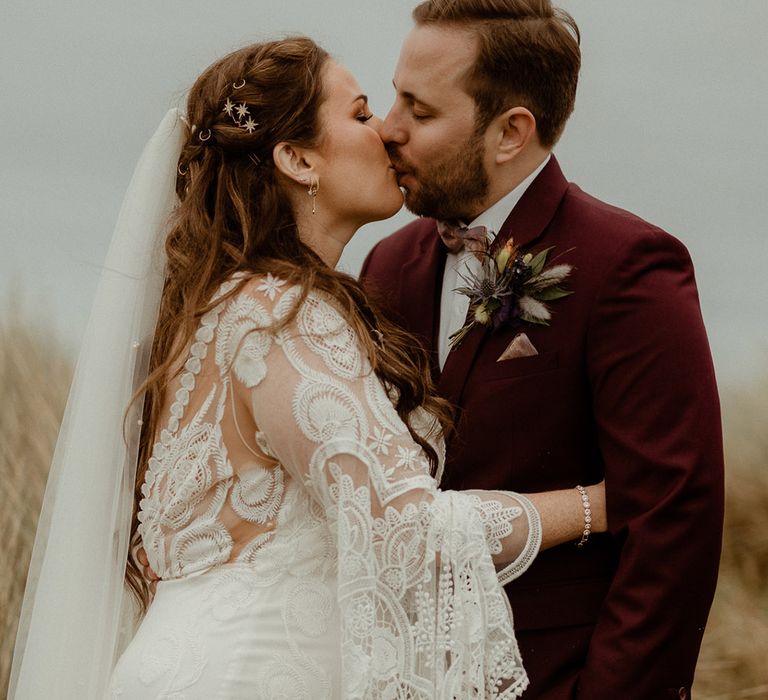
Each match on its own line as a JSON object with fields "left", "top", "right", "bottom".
{"left": 357, "top": 113, "right": 374, "bottom": 123}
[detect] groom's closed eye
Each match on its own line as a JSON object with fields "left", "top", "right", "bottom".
{"left": 392, "top": 82, "right": 437, "bottom": 119}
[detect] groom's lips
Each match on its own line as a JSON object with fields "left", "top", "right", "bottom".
{"left": 391, "top": 165, "right": 413, "bottom": 186}
{"left": 386, "top": 153, "right": 408, "bottom": 176}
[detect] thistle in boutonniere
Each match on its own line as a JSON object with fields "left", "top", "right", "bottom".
{"left": 448, "top": 238, "right": 574, "bottom": 349}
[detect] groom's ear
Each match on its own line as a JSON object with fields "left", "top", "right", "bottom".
{"left": 273, "top": 142, "right": 317, "bottom": 185}
{"left": 493, "top": 107, "right": 538, "bottom": 164}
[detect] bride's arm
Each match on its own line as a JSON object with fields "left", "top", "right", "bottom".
{"left": 226, "top": 284, "right": 536, "bottom": 694}
{"left": 470, "top": 481, "right": 607, "bottom": 553}
{"left": 523, "top": 482, "right": 606, "bottom": 549}
{"left": 137, "top": 484, "right": 606, "bottom": 584}
{"left": 226, "top": 282, "right": 605, "bottom": 574}
{"left": 457, "top": 481, "right": 606, "bottom": 585}
{"left": 220, "top": 281, "right": 607, "bottom": 695}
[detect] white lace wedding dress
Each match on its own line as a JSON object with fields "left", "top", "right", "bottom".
{"left": 108, "top": 274, "right": 541, "bottom": 699}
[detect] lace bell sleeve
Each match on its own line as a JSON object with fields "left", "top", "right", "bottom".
{"left": 228, "top": 282, "right": 539, "bottom": 699}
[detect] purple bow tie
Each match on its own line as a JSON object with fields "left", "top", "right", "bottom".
{"left": 437, "top": 221, "right": 489, "bottom": 258}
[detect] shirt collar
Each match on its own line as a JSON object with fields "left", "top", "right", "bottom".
{"left": 466, "top": 154, "right": 551, "bottom": 243}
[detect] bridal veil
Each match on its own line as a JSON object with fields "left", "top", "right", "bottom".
{"left": 9, "top": 109, "right": 184, "bottom": 698}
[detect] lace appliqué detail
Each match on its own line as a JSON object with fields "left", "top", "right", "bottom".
{"left": 293, "top": 378, "right": 367, "bottom": 444}
{"left": 230, "top": 463, "right": 283, "bottom": 523}
{"left": 497, "top": 492, "right": 542, "bottom": 586}
{"left": 297, "top": 292, "right": 364, "bottom": 379}
{"left": 472, "top": 495, "right": 524, "bottom": 555}
{"left": 216, "top": 292, "right": 273, "bottom": 389}
{"left": 256, "top": 272, "right": 286, "bottom": 301}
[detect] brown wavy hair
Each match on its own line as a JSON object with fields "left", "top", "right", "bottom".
{"left": 413, "top": 0, "right": 580, "bottom": 147}
{"left": 126, "top": 37, "right": 453, "bottom": 608}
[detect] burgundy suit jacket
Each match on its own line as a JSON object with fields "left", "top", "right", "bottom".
{"left": 360, "top": 157, "right": 724, "bottom": 699}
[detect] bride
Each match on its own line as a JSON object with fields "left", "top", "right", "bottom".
{"left": 10, "top": 37, "right": 605, "bottom": 699}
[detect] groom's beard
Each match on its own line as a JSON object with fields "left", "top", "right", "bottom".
{"left": 387, "top": 130, "right": 489, "bottom": 221}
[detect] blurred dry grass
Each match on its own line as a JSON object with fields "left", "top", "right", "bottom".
{"left": 694, "top": 382, "right": 768, "bottom": 700}
{"left": 0, "top": 309, "right": 72, "bottom": 698}
{"left": 0, "top": 309, "right": 766, "bottom": 698}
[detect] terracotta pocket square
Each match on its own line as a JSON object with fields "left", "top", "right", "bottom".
{"left": 497, "top": 333, "right": 539, "bottom": 362}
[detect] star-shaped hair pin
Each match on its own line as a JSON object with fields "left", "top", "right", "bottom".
{"left": 222, "top": 92, "right": 259, "bottom": 136}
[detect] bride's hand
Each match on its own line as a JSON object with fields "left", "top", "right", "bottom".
{"left": 136, "top": 547, "right": 161, "bottom": 593}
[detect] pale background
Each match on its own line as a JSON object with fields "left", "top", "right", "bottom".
{"left": 2, "top": 0, "right": 767, "bottom": 386}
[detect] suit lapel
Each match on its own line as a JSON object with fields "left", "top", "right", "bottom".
{"left": 437, "top": 315, "right": 486, "bottom": 409}
{"left": 493, "top": 155, "right": 570, "bottom": 252}
{"left": 396, "top": 220, "right": 445, "bottom": 378}
{"left": 438, "top": 156, "right": 570, "bottom": 409}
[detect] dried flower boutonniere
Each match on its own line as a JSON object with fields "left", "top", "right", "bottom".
{"left": 449, "top": 239, "right": 574, "bottom": 349}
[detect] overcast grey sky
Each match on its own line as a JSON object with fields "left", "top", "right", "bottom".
{"left": 2, "top": 1, "right": 767, "bottom": 385}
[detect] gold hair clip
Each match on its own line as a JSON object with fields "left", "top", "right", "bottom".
{"left": 223, "top": 82, "right": 260, "bottom": 134}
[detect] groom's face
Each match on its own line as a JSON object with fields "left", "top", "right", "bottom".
{"left": 382, "top": 25, "right": 491, "bottom": 221}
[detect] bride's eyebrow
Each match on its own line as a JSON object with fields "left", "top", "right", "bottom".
{"left": 352, "top": 94, "right": 369, "bottom": 106}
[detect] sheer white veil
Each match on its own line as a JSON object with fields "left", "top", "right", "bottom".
{"left": 9, "top": 108, "right": 185, "bottom": 698}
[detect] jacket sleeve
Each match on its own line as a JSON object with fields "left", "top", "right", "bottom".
{"left": 578, "top": 228, "right": 724, "bottom": 699}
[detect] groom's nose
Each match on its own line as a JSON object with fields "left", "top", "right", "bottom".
{"left": 380, "top": 106, "right": 407, "bottom": 146}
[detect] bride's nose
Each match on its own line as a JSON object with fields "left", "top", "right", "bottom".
{"left": 368, "top": 115, "right": 385, "bottom": 136}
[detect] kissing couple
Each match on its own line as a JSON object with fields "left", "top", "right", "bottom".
{"left": 11, "top": 1, "right": 723, "bottom": 698}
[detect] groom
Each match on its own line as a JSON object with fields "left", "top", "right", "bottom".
{"left": 361, "top": 1, "right": 724, "bottom": 698}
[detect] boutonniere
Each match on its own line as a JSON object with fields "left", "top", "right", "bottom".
{"left": 449, "top": 239, "right": 574, "bottom": 349}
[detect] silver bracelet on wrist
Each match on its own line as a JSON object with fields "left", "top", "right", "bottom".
{"left": 575, "top": 484, "right": 592, "bottom": 547}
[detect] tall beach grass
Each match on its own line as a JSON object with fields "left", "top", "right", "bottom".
{"left": 0, "top": 310, "right": 766, "bottom": 698}
{"left": 693, "top": 378, "right": 768, "bottom": 699}
{"left": 0, "top": 308, "right": 71, "bottom": 697}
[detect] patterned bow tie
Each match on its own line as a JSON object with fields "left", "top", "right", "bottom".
{"left": 437, "top": 221, "right": 489, "bottom": 258}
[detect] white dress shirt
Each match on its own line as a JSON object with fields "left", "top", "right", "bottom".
{"left": 437, "top": 155, "right": 551, "bottom": 369}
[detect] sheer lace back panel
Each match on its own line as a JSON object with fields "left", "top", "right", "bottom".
{"left": 139, "top": 275, "right": 300, "bottom": 580}
{"left": 137, "top": 273, "right": 541, "bottom": 698}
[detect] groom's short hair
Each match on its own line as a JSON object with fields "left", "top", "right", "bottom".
{"left": 412, "top": 0, "right": 580, "bottom": 147}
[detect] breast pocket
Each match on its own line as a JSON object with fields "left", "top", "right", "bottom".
{"left": 479, "top": 350, "right": 560, "bottom": 381}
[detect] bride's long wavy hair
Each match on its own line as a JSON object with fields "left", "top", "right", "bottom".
{"left": 126, "top": 37, "right": 453, "bottom": 608}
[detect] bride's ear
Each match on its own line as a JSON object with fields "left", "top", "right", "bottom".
{"left": 273, "top": 142, "right": 317, "bottom": 186}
